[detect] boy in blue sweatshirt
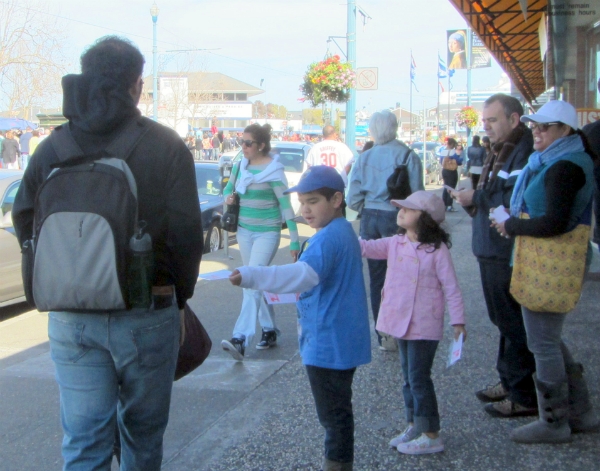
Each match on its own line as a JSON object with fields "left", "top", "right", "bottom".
{"left": 229, "top": 166, "right": 371, "bottom": 471}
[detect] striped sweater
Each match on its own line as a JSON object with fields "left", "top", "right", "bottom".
{"left": 224, "top": 163, "right": 300, "bottom": 251}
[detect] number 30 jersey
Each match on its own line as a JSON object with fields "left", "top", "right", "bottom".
{"left": 306, "top": 140, "right": 354, "bottom": 186}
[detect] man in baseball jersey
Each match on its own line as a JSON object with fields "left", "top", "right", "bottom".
{"left": 306, "top": 125, "right": 354, "bottom": 186}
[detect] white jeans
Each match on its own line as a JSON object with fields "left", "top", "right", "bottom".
{"left": 233, "top": 226, "right": 281, "bottom": 346}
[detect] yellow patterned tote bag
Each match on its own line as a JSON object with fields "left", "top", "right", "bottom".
{"left": 510, "top": 217, "right": 589, "bottom": 313}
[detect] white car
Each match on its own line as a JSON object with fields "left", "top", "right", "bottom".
{"left": 231, "top": 142, "right": 312, "bottom": 215}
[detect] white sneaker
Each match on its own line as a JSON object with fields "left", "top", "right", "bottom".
{"left": 396, "top": 434, "right": 444, "bottom": 455}
{"left": 389, "top": 425, "right": 419, "bottom": 448}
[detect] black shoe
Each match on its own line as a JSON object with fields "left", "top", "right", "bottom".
{"left": 221, "top": 338, "right": 245, "bottom": 361}
{"left": 256, "top": 329, "right": 277, "bottom": 350}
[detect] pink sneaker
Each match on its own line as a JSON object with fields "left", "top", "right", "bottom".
{"left": 396, "top": 434, "right": 444, "bottom": 455}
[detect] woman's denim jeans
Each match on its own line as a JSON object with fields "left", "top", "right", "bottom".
{"left": 398, "top": 339, "right": 440, "bottom": 434}
{"left": 48, "top": 305, "right": 180, "bottom": 471}
{"left": 233, "top": 226, "right": 281, "bottom": 346}
{"left": 306, "top": 365, "right": 356, "bottom": 464}
{"left": 359, "top": 208, "right": 398, "bottom": 344}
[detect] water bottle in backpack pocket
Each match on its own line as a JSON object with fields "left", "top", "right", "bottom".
{"left": 128, "top": 224, "right": 154, "bottom": 309}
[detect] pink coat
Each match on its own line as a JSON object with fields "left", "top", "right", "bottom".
{"left": 360, "top": 235, "right": 465, "bottom": 341}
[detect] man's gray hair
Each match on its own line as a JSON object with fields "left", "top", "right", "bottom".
{"left": 369, "top": 110, "right": 398, "bottom": 145}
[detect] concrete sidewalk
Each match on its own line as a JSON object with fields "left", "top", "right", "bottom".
{"left": 1, "top": 187, "right": 599, "bottom": 470}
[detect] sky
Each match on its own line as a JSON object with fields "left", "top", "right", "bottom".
{"left": 27, "top": 0, "right": 505, "bottom": 113}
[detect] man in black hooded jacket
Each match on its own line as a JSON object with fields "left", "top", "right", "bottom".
{"left": 12, "top": 36, "right": 203, "bottom": 470}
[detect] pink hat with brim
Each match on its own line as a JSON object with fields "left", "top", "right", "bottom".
{"left": 391, "top": 191, "right": 446, "bottom": 224}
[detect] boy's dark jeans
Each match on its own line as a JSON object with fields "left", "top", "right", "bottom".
{"left": 306, "top": 365, "right": 356, "bottom": 464}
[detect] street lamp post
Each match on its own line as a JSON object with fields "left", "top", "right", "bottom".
{"left": 150, "top": 3, "right": 159, "bottom": 122}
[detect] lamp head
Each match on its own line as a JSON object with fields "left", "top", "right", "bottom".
{"left": 150, "top": 3, "right": 159, "bottom": 21}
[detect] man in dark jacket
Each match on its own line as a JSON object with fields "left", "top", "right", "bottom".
{"left": 12, "top": 36, "right": 203, "bottom": 470}
{"left": 1, "top": 130, "right": 20, "bottom": 169}
{"left": 452, "top": 94, "right": 537, "bottom": 418}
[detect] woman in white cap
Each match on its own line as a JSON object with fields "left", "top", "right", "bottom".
{"left": 493, "top": 100, "right": 599, "bottom": 444}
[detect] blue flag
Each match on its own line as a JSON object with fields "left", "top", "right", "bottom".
{"left": 410, "top": 53, "right": 419, "bottom": 92}
{"left": 438, "top": 55, "right": 454, "bottom": 79}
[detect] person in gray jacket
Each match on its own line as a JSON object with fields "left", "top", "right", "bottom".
{"left": 347, "top": 109, "right": 424, "bottom": 350}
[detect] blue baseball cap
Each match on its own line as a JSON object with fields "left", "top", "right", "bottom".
{"left": 284, "top": 166, "right": 345, "bottom": 194}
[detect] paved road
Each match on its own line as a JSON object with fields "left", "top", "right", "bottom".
{"left": 1, "top": 185, "right": 599, "bottom": 471}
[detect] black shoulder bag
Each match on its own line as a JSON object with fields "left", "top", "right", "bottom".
{"left": 386, "top": 148, "right": 413, "bottom": 200}
{"left": 221, "top": 163, "right": 241, "bottom": 232}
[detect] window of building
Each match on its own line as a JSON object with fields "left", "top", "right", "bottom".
{"left": 236, "top": 93, "right": 247, "bottom": 101}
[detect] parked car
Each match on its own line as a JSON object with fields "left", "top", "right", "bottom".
{"left": 0, "top": 169, "right": 25, "bottom": 307}
{"left": 410, "top": 141, "right": 442, "bottom": 156}
{"left": 194, "top": 162, "right": 227, "bottom": 253}
{"left": 231, "top": 141, "right": 312, "bottom": 215}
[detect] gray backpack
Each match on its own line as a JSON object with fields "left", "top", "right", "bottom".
{"left": 22, "top": 119, "right": 150, "bottom": 312}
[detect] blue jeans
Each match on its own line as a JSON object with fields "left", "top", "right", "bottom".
{"left": 306, "top": 365, "right": 356, "bottom": 464}
{"left": 233, "top": 226, "right": 281, "bottom": 346}
{"left": 48, "top": 305, "right": 180, "bottom": 471}
{"left": 398, "top": 339, "right": 440, "bottom": 434}
{"left": 359, "top": 208, "right": 398, "bottom": 344}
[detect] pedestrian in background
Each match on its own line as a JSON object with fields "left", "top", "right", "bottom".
{"left": 1, "top": 130, "right": 20, "bottom": 169}
{"left": 493, "top": 100, "right": 599, "bottom": 443}
{"left": 452, "top": 93, "right": 537, "bottom": 418}
{"left": 221, "top": 123, "right": 300, "bottom": 361}
{"left": 359, "top": 191, "right": 466, "bottom": 455}
{"left": 202, "top": 133, "right": 212, "bottom": 159}
{"left": 229, "top": 166, "right": 371, "bottom": 471}
{"left": 466, "top": 135, "right": 486, "bottom": 189}
{"left": 440, "top": 137, "right": 461, "bottom": 211}
{"left": 347, "top": 110, "right": 424, "bottom": 351}
{"left": 29, "top": 130, "right": 40, "bottom": 156}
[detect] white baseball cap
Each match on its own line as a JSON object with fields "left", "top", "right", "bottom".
{"left": 520, "top": 100, "right": 578, "bottom": 130}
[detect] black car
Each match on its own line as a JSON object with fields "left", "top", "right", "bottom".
{"left": 194, "top": 162, "right": 227, "bottom": 253}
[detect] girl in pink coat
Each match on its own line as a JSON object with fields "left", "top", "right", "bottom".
{"left": 359, "top": 190, "right": 466, "bottom": 456}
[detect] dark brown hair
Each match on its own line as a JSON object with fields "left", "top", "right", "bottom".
{"left": 244, "top": 123, "right": 273, "bottom": 154}
{"left": 398, "top": 211, "right": 451, "bottom": 252}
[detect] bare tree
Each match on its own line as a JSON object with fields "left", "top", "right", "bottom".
{"left": 0, "top": 1, "right": 67, "bottom": 119}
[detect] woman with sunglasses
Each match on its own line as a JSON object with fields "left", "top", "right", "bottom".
{"left": 221, "top": 123, "right": 300, "bottom": 361}
{"left": 492, "top": 100, "right": 599, "bottom": 444}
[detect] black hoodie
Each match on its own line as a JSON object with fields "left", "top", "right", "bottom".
{"left": 13, "top": 74, "right": 203, "bottom": 309}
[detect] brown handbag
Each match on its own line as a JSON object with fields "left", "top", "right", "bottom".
{"left": 175, "top": 304, "right": 212, "bottom": 380}
{"left": 442, "top": 156, "right": 458, "bottom": 171}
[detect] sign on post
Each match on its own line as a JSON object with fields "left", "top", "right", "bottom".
{"left": 356, "top": 67, "right": 378, "bottom": 90}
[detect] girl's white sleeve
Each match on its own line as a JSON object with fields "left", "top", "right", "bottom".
{"left": 237, "top": 262, "right": 320, "bottom": 294}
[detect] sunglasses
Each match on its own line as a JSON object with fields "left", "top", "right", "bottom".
{"left": 529, "top": 122, "right": 560, "bottom": 132}
{"left": 241, "top": 139, "right": 257, "bottom": 147}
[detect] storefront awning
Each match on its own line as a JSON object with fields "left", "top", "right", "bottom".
{"left": 448, "top": 0, "right": 547, "bottom": 104}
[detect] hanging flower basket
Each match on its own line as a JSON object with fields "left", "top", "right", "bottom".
{"left": 300, "top": 55, "right": 355, "bottom": 107}
{"left": 455, "top": 106, "right": 479, "bottom": 130}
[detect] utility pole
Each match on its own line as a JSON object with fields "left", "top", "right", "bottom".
{"left": 345, "top": 1, "right": 356, "bottom": 154}
{"left": 151, "top": 3, "right": 159, "bottom": 122}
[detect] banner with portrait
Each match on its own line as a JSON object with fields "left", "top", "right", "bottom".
{"left": 447, "top": 29, "right": 468, "bottom": 70}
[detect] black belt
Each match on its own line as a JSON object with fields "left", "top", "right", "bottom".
{"left": 152, "top": 286, "right": 174, "bottom": 309}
